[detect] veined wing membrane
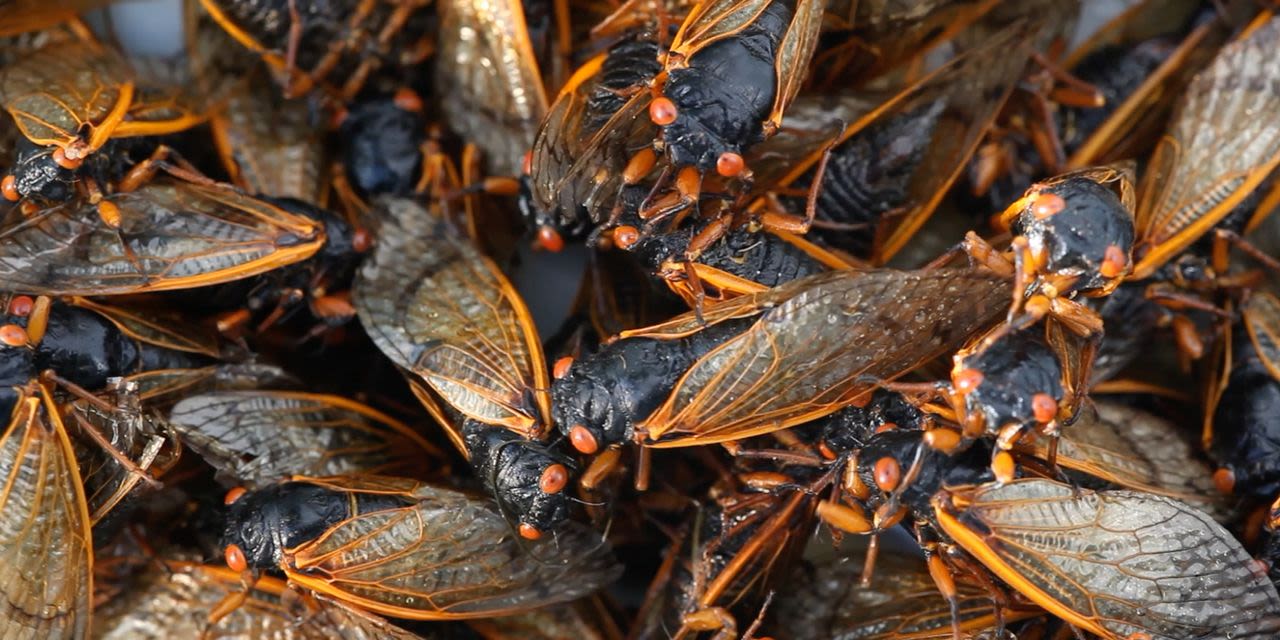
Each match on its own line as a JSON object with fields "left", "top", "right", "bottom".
{"left": 638, "top": 269, "right": 1006, "bottom": 445}
{"left": 936, "top": 479, "right": 1280, "bottom": 639}
{"left": 0, "top": 179, "right": 324, "bottom": 295}
{"left": 354, "top": 198, "right": 549, "bottom": 436}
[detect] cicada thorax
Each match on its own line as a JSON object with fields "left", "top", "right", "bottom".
{"left": 338, "top": 92, "right": 429, "bottom": 198}
{"left": 0, "top": 298, "right": 211, "bottom": 411}
{"left": 652, "top": 0, "right": 790, "bottom": 174}
{"left": 1088, "top": 281, "right": 1166, "bottom": 384}
{"left": 461, "top": 418, "right": 574, "bottom": 538}
{"left": 1003, "top": 171, "right": 1136, "bottom": 297}
{"left": 199, "top": 0, "right": 433, "bottom": 100}
{"left": 550, "top": 317, "right": 753, "bottom": 455}
{"left": 223, "top": 481, "right": 411, "bottom": 570}
{"left": 951, "top": 328, "right": 1067, "bottom": 445}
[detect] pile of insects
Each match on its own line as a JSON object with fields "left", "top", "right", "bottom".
{"left": 4, "top": 0, "right": 1280, "bottom": 637}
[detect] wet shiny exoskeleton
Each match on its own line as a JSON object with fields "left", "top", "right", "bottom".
{"left": 657, "top": 1, "right": 790, "bottom": 170}
{"left": 954, "top": 329, "right": 1064, "bottom": 438}
{"left": 340, "top": 94, "right": 427, "bottom": 197}
{"left": 1008, "top": 174, "right": 1135, "bottom": 294}
{"left": 1209, "top": 320, "right": 1280, "bottom": 499}
{"left": 0, "top": 299, "right": 209, "bottom": 416}
{"left": 552, "top": 318, "right": 753, "bottom": 454}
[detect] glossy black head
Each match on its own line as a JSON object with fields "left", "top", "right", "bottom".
{"left": 222, "top": 483, "right": 347, "bottom": 569}
{"left": 1210, "top": 331, "right": 1280, "bottom": 498}
{"left": 462, "top": 421, "right": 572, "bottom": 535}
{"left": 340, "top": 96, "right": 425, "bottom": 196}
{"left": 658, "top": 1, "right": 789, "bottom": 170}
{"left": 8, "top": 137, "right": 75, "bottom": 201}
{"left": 956, "top": 331, "right": 1064, "bottom": 435}
{"left": 1011, "top": 176, "right": 1134, "bottom": 293}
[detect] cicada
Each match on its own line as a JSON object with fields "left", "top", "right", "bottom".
{"left": 220, "top": 475, "right": 620, "bottom": 619}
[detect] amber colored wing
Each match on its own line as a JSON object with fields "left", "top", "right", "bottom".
{"left": 1133, "top": 17, "right": 1280, "bottom": 279}
{"left": 354, "top": 197, "right": 550, "bottom": 437}
{"left": 169, "top": 391, "right": 445, "bottom": 489}
{"left": 772, "top": 553, "right": 1030, "bottom": 639}
{"left": 0, "top": 383, "right": 92, "bottom": 639}
{"left": 116, "top": 364, "right": 297, "bottom": 409}
{"left": 94, "top": 562, "right": 424, "bottom": 640}
{"left": 209, "top": 74, "right": 325, "bottom": 202}
{"left": 868, "top": 22, "right": 1030, "bottom": 264}
{"left": 765, "top": 0, "right": 821, "bottom": 131}
{"left": 1244, "top": 292, "right": 1280, "bottom": 381}
{"left": 1026, "top": 401, "right": 1224, "bottom": 515}
{"left": 828, "top": 0, "right": 999, "bottom": 83}
{"left": 282, "top": 482, "right": 621, "bottom": 619}
{"left": 667, "top": 0, "right": 772, "bottom": 63}
{"left": 1064, "top": 3, "right": 1231, "bottom": 168}
{"left": 936, "top": 479, "right": 1280, "bottom": 639}
{"left": 0, "top": 40, "right": 133, "bottom": 149}
{"left": 531, "top": 88, "right": 657, "bottom": 229}
{"left": 437, "top": 0, "right": 549, "bottom": 176}
{"left": 636, "top": 269, "right": 1007, "bottom": 445}
{"left": 67, "top": 297, "right": 225, "bottom": 358}
{"left": 0, "top": 178, "right": 324, "bottom": 295}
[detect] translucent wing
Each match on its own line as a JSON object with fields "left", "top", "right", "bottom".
{"left": 1028, "top": 401, "right": 1226, "bottom": 518}
{"left": 0, "top": 178, "right": 324, "bottom": 295}
{"left": 667, "top": 0, "right": 771, "bottom": 61}
{"left": 67, "top": 297, "right": 225, "bottom": 358}
{"left": 1133, "top": 17, "right": 1280, "bottom": 278}
{"left": 168, "top": 391, "right": 443, "bottom": 488}
{"left": 70, "top": 394, "right": 179, "bottom": 525}
{"left": 210, "top": 73, "right": 325, "bottom": 202}
{"left": 766, "top": 0, "right": 822, "bottom": 130}
{"left": 282, "top": 480, "right": 621, "bottom": 619}
{"left": 638, "top": 269, "right": 1007, "bottom": 445}
{"left": 772, "top": 553, "right": 1026, "bottom": 639}
{"left": 1244, "top": 292, "right": 1280, "bottom": 381}
{"left": 936, "top": 479, "right": 1280, "bottom": 639}
{"left": 868, "top": 22, "right": 1029, "bottom": 263}
{"left": 94, "top": 562, "right": 424, "bottom": 640}
{"left": 0, "top": 40, "right": 131, "bottom": 149}
{"left": 436, "top": 0, "right": 549, "bottom": 176}
{"left": 355, "top": 197, "right": 550, "bottom": 436}
{"left": 0, "top": 383, "right": 91, "bottom": 639}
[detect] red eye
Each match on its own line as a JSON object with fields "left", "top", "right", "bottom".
{"left": 225, "top": 544, "right": 249, "bottom": 572}
{"left": 569, "top": 425, "right": 598, "bottom": 455}
{"left": 539, "top": 464, "right": 568, "bottom": 494}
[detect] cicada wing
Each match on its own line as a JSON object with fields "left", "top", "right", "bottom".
{"left": 67, "top": 297, "right": 225, "bottom": 358}
{"left": 169, "top": 391, "right": 444, "bottom": 489}
{"left": 667, "top": 0, "right": 772, "bottom": 61}
{"left": 283, "top": 484, "right": 620, "bottom": 619}
{"left": 1244, "top": 292, "right": 1280, "bottom": 381}
{"left": 0, "top": 383, "right": 92, "bottom": 639}
{"left": 1029, "top": 401, "right": 1226, "bottom": 517}
{"left": 0, "top": 179, "right": 324, "bottom": 295}
{"left": 94, "top": 561, "right": 422, "bottom": 640}
{"left": 437, "top": 0, "right": 549, "bottom": 176}
{"left": 1134, "top": 17, "right": 1280, "bottom": 278}
{"left": 70, "top": 398, "right": 179, "bottom": 525}
{"left": 766, "top": 0, "right": 822, "bottom": 130}
{"left": 869, "top": 22, "right": 1030, "bottom": 264}
{"left": 936, "top": 479, "right": 1280, "bottom": 639}
{"left": 354, "top": 197, "right": 549, "bottom": 436}
{"left": 0, "top": 39, "right": 131, "bottom": 149}
{"left": 772, "top": 553, "right": 1028, "bottom": 639}
{"left": 639, "top": 269, "right": 1007, "bottom": 445}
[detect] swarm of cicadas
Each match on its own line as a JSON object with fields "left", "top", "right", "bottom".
{"left": 3, "top": 0, "right": 1280, "bottom": 638}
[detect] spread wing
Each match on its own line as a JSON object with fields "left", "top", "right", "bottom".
{"left": 355, "top": 197, "right": 550, "bottom": 436}
{"left": 937, "top": 479, "right": 1280, "bottom": 639}
{"left": 638, "top": 269, "right": 1007, "bottom": 445}
{"left": 0, "top": 179, "right": 324, "bottom": 295}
